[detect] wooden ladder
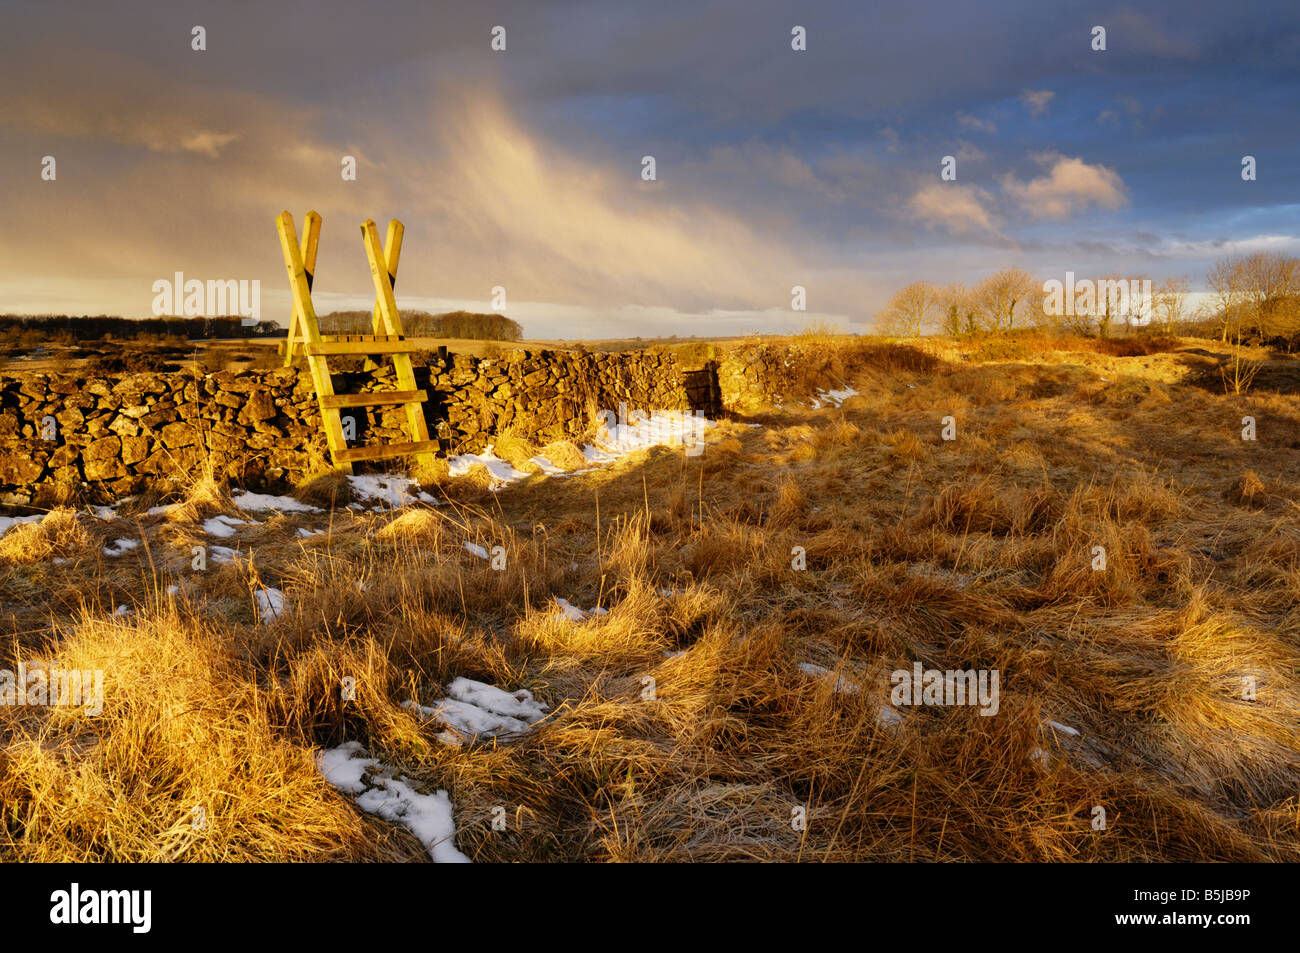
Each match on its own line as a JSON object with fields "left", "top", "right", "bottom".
{"left": 275, "top": 210, "right": 438, "bottom": 474}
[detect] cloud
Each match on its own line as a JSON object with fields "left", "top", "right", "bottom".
{"left": 1154, "top": 234, "right": 1300, "bottom": 258}
{"left": 1000, "top": 153, "right": 1128, "bottom": 220}
{"left": 1019, "top": 89, "right": 1054, "bottom": 117}
{"left": 957, "top": 113, "right": 996, "bottom": 134}
{"left": 177, "top": 132, "right": 241, "bottom": 157}
{"left": 908, "top": 182, "right": 998, "bottom": 235}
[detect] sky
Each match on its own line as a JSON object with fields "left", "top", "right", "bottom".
{"left": 1, "top": 0, "right": 1297, "bottom": 338}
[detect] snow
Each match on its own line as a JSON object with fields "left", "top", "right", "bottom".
{"left": 527, "top": 455, "right": 568, "bottom": 476}
{"left": 554, "top": 598, "right": 607, "bottom": 621}
{"left": 403, "top": 698, "right": 535, "bottom": 741}
{"left": 810, "top": 386, "right": 860, "bottom": 409}
{"left": 464, "top": 541, "right": 489, "bottom": 560}
{"left": 1047, "top": 720, "right": 1081, "bottom": 738}
{"left": 347, "top": 474, "right": 437, "bottom": 509}
{"left": 446, "top": 412, "right": 716, "bottom": 489}
{"left": 112, "top": 604, "right": 132, "bottom": 617}
{"left": 89, "top": 505, "right": 117, "bottom": 520}
{"left": 0, "top": 514, "right": 43, "bottom": 538}
{"left": 103, "top": 538, "right": 139, "bottom": 557}
{"left": 208, "top": 545, "right": 239, "bottom": 564}
{"left": 230, "top": 491, "right": 322, "bottom": 514}
{"left": 446, "top": 678, "right": 549, "bottom": 722}
{"left": 318, "top": 741, "right": 469, "bottom": 863}
{"left": 447, "top": 447, "right": 530, "bottom": 486}
{"left": 404, "top": 677, "right": 548, "bottom": 745}
{"left": 553, "top": 597, "right": 587, "bottom": 621}
{"left": 318, "top": 741, "right": 375, "bottom": 795}
{"left": 296, "top": 527, "right": 318, "bottom": 538}
{"left": 145, "top": 503, "right": 180, "bottom": 516}
{"left": 589, "top": 410, "right": 712, "bottom": 459}
{"left": 798, "top": 662, "right": 860, "bottom": 694}
{"left": 254, "top": 587, "right": 285, "bottom": 622}
{"left": 202, "top": 514, "right": 257, "bottom": 538}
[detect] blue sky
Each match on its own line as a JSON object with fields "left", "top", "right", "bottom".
{"left": 1, "top": 0, "right": 1297, "bottom": 336}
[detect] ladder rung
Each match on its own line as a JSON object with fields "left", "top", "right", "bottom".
{"left": 320, "top": 390, "right": 427, "bottom": 409}
{"left": 306, "top": 340, "right": 415, "bottom": 356}
{"left": 336, "top": 439, "right": 442, "bottom": 463}
{"left": 320, "top": 334, "right": 404, "bottom": 343}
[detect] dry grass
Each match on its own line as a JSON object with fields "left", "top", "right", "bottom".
{"left": 0, "top": 507, "right": 91, "bottom": 564}
{"left": 2, "top": 335, "right": 1300, "bottom": 862}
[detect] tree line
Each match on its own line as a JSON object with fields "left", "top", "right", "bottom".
{"left": 320, "top": 310, "right": 523, "bottom": 341}
{"left": 876, "top": 252, "right": 1300, "bottom": 342}
{"left": 0, "top": 314, "right": 283, "bottom": 340}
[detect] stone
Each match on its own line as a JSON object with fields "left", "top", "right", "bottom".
{"left": 237, "top": 390, "right": 277, "bottom": 424}
{"left": 0, "top": 452, "right": 44, "bottom": 483}
{"left": 108, "top": 415, "right": 140, "bottom": 437}
{"left": 161, "top": 422, "right": 198, "bottom": 448}
{"left": 83, "top": 436, "right": 125, "bottom": 481}
{"left": 121, "top": 435, "right": 149, "bottom": 465}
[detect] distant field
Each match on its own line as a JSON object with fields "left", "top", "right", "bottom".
{"left": 0, "top": 335, "right": 753, "bottom": 374}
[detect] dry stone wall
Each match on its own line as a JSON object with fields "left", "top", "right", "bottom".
{"left": 0, "top": 348, "right": 705, "bottom": 505}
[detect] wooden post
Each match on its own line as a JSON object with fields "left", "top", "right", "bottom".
{"left": 283, "top": 210, "right": 321, "bottom": 367}
{"left": 361, "top": 219, "right": 435, "bottom": 470}
{"left": 277, "top": 210, "right": 351, "bottom": 472}
{"left": 363, "top": 219, "right": 403, "bottom": 371}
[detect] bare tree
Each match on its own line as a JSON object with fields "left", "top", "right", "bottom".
{"left": 877, "top": 281, "right": 940, "bottom": 337}
{"left": 936, "top": 283, "right": 976, "bottom": 337}
{"left": 973, "top": 268, "right": 1037, "bottom": 332}
{"left": 1152, "top": 277, "right": 1191, "bottom": 335}
{"left": 1207, "top": 256, "right": 1248, "bottom": 342}
{"left": 1241, "top": 252, "right": 1300, "bottom": 338}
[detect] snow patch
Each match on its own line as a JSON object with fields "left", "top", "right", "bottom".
{"left": 464, "top": 541, "right": 489, "bottom": 560}
{"left": 404, "top": 677, "right": 548, "bottom": 746}
{"left": 0, "top": 514, "right": 44, "bottom": 538}
{"left": 318, "top": 741, "right": 469, "bottom": 863}
{"left": 230, "top": 491, "right": 323, "bottom": 514}
{"left": 447, "top": 447, "right": 531, "bottom": 486}
{"left": 202, "top": 514, "right": 257, "bottom": 538}
{"left": 347, "top": 474, "right": 437, "bottom": 509}
{"left": 798, "top": 662, "right": 859, "bottom": 694}
{"left": 254, "top": 587, "right": 285, "bottom": 622}
{"left": 1047, "top": 720, "right": 1081, "bottom": 738}
{"left": 103, "top": 538, "right": 139, "bottom": 557}
{"left": 554, "top": 597, "right": 607, "bottom": 621}
{"left": 810, "top": 386, "right": 859, "bottom": 409}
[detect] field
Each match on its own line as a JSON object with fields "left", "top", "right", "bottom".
{"left": 0, "top": 334, "right": 748, "bottom": 376}
{"left": 2, "top": 333, "right": 1299, "bottom": 861}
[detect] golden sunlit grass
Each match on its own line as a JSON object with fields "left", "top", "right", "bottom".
{"left": 2, "top": 334, "right": 1300, "bottom": 861}
{"left": 0, "top": 507, "right": 91, "bottom": 564}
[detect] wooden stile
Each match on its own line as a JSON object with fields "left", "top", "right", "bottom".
{"left": 275, "top": 210, "right": 437, "bottom": 473}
